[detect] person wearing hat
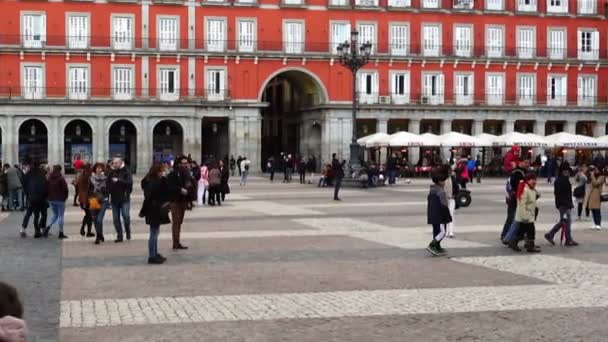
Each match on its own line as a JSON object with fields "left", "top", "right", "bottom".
{"left": 508, "top": 173, "right": 541, "bottom": 253}
{"left": 545, "top": 162, "right": 578, "bottom": 246}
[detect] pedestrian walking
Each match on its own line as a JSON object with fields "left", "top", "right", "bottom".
{"left": 236, "top": 156, "right": 243, "bottom": 176}
{"left": 267, "top": 157, "right": 275, "bottom": 182}
{"left": 240, "top": 157, "right": 250, "bottom": 186}
{"left": 306, "top": 156, "right": 316, "bottom": 184}
{"left": 44, "top": 165, "right": 69, "bottom": 239}
{"left": 426, "top": 168, "right": 452, "bottom": 256}
{"left": 197, "top": 162, "right": 209, "bottom": 206}
{"left": 501, "top": 159, "right": 529, "bottom": 241}
{"left": 297, "top": 157, "right": 307, "bottom": 184}
{"left": 507, "top": 174, "right": 541, "bottom": 253}
{"left": 5, "top": 164, "right": 23, "bottom": 211}
{"left": 545, "top": 162, "right": 578, "bottom": 246}
{"left": 107, "top": 158, "right": 133, "bottom": 242}
{"left": 229, "top": 156, "right": 236, "bottom": 177}
{"left": 208, "top": 163, "right": 222, "bottom": 206}
{"left": 331, "top": 153, "right": 345, "bottom": 201}
{"left": 90, "top": 163, "right": 109, "bottom": 245}
{"left": 574, "top": 165, "right": 589, "bottom": 221}
{"left": 442, "top": 164, "right": 458, "bottom": 238}
{"left": 140, "top": 163, "right": 171, "bottom": 265}
{"left": 588, "top": 166, "right": 604, "bottom": 230}
{"left": 219, "top": 159, "right": 230, "bottom": 201}
{"left": 20, "top": 164, "right": 48, "bottom": 238}
{"left": 167, "top": 156, "right": 194, "bottom": 250}
{"left": 387, "top": 154, "right": 398, "bottom": 186}
{"left": 76, "top": 163, "right": 95, "bottom": 238}
{"left": 0, "top": 164, "right": 8, "bottom": 211}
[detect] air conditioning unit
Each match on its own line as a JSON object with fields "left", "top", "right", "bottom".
{"left": 379, "top": 96, "right": 391, "bottom": 104}
{"left": 421, "top": 96, "right": 429, "bottom": 104}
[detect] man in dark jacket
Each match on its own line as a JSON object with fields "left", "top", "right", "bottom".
{"left": 331, "top": 153, "right": 345, "bottom": 201}
{"left": 545, "top": 163, "right": 578, "bottom": 246}
{"left": 387, "top": 154, "right": 398, "bottom": 185}
{"left": 501, "top": 158, "right": 529, "bottom": 241}
{"left": 167, "top": 156, "right": 194, "bottom": 250}
{"left": 20, "top": 164, "right": 48, "bottom": 238}
{"left": 107, "top": 158, "right": 133, "bottom": 242}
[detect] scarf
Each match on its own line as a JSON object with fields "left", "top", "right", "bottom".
{"left": 516, "top": 180, "right": 535, "bottom": 201}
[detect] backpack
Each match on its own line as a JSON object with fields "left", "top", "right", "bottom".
{"left": 244, "top": 164, "right": 250, "bottom": 171}
{"left": 506, "top": 169, "right": 524, "bottom": 195}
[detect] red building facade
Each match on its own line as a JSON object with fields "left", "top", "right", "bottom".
{"left": 0, "top": 0, "right": 607, "bottom": 172}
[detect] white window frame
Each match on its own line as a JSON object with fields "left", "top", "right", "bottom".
{"left": 547, "top": 74, "right": 567, "bottom": 106}
{"left": 453, "top": 24, "right": 473, "bottom": 57}
{"left": 357, "top": 22, "right": 377, "bottom": 55}
{"left": 205, "top": 17, "right": 227, "bottom": 52}
{"left": 548, "top": 28, "right": 567, "bottom": 60}
{"left": 453, "top": 0, "right": 474, "bottom": 9}
{"left": 388, "top": 0, "right": 411, "bottom": 7}
{"left": 422, "top": 72, "right": 444, "bottom": 105}
{"left": 355, "top": 0, "right": 378, "bottom": 6}
{"left": 579, "top": 0, "right": 596, "bottom": 14}
{"left": 390, "top": 71, "right": 410, "bottom": 104}
{"left": 21, "top": 63, "right": 45, "bottom": 100}
{"left": 112, "top": 65, "right": 134, "bottom": 101}
{"left": 486, "top": 0, "right": 504, "bottom": 11}
{"left": 421, "top": 0, "right": 440, "bottom": 8}
{"left": 486, "top": 25, "right": 504, "bottom": 58}
{"left": 237, "top": 18, "right": 257, "bottom": 53}
{"left": 389, "top": 22, "right": 409, "bottom": 56}
{"left": 517, "top": 73, "right": 536, "bottom": 106}
{"left": 21, "top": 12, "right": 46, "bottom": 48}
{"left": 283, "top": 0, "right": 304, "bottom": 5}
{"left": 66, "top": 13, "right": 90, "bottom": 49}
{"left": 157, "top": 66, "right": 180, "bottom": 101}
{"left": 329, "top": 0, "right": 349, "bottom": 5}
{"left": 422, "top": 24, "right": 441, "bottom": 57}
{"left": 454, "top": 72, "right": 474, "bottom": 106}
{"left": 486, "top": 73, "right": 505, "bottom": 105}
{"left": 235, "top": 0, "right": 257, "bottom": 3}
{"left": 516, "top": 26, "right": 535, "bottom": 59}
{"left": 547, "top": 0, "right": 568, "bottom": 13}
{"left": 205, "top": 67, "right": 227, "bottom": 101}
{"left": 578, "top": 29, "right": 599, "bottom": 61}
{"left": 67, "top": 64, "right": 90, "bottom": 100}
{"left": 357, "top": 70, "right": 378, "bottom": 104}
{"left": 283, "top": 20, "right": 305, "bottom": 54}
{"left": 111, "top": 14, "right": 134, "bottom": 50}
{"left": 517, "top": 0, "right": 536, "bottom": 11}
{"left": 157, "top": 16, "right": 179, "bottom": 51}
{"left": 330, "top": 21, "right": 351, "bottom": 55}
{"left": 578, "top": 75, "right": 596, "bottom": 107}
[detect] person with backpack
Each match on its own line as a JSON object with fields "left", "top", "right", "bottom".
{"left": 20, "top": 164, "right": 48, "bottom": 238}
{"left": 426, "top": 167, "right": 452, "bottom": 256}
{"left": 240, "top": 157, "right": 250, "bottom": 186}
{"left": 544, "top": 162, "right": 578, "bottom": 247}
{"left": 501, "top": 158, "right": 529, "bottom": 242}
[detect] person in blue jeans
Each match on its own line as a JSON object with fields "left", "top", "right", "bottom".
{"left": 45, "top": 165, "right": 69, "bottom": 239}
{"left": 545, "top": 162, "right": 579, "bottom": 246}
{"left": 107, "top": 158, "right": 133, "bottom": 242}
{"left": 90, "top": 163, "right": 110, "bottom": 245}
{"left": 141, "top": 163, "right": 171, "bottom": 264}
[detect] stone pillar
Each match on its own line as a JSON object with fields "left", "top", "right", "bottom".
{"left": 594, "top": 120, "right": 607, "bottom": 137}
{"left": 45, "top": 117, "right": 60, "bottom": 167}
{"left": 472, "top": 119, "right": 484, "bottom": 159}
{"left": 184, "top": 117, "right": 202, "bottom": 164}
{"left": 6, "top": 116, "right": 16, "bottom": 165}
{"left": 534, "top": 120, "right": 547, "bottom": 156}
{"left": 228, "top": 116, "right": 237, "bottom": 157}
{"left": 408, "top": 119, "right": 420, "bottom": 167}
{"left": 95, "top": 116, "right": 105, "bottom": 163}
{"left": 231, "top": 108, "right": 261, "bottom": 172}
{"left": 564, "top": 121, "right": 576, "bottom": 134}
{"left": 441, "top": 119, "right": 453, "bottom": 162}
{"left": 504, "top": 119, "right": 515, "bottom": 133}
{"left": 377, "top": 118, "right": 388, "bottom": 164}
{"left": 137, "top": 116, "right": 151, "bottom": 175}
{"left": 141, "top": 1, "right": 150, "bottom": 49}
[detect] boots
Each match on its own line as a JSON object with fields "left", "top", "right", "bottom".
{"left": 86, "top": 226, "right": 95, "bottom": 238}
{"left": 508, "top": 239, "right": 522, "bottom": 252}
{"left": 524, "top": 240, "right": 541, "bottom": 253}
{"left": 33, "top": 227, "right": 42, "bottom": 239}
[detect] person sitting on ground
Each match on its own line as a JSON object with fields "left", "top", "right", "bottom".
{"left": 0, "top": 281, "right": 27, "bottom": 342}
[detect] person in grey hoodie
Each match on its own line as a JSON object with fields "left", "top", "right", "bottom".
{"left": 426, "top": 168, "right": 452, "bottom": 256}
{"left": 5, "top": 165, "right": 23, "bottom": 211}
{"left": 90, "top": 163, "right": 109, "bottom": 245}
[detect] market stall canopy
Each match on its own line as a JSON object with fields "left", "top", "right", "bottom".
{"left": 420, "top": 133, "right": 441, "bottom": 146}
{"left": 544, "top": 132, "right": 607, "bottom": 148}
{"left": 364, "top": 133, "right": 392, "bottom": 148}
{"left": 597, "top": 135, "right": 608, "bottom": 145}
{"left": 439, "top": 132, "right": 483, "bottom": 147}
{"left": 475, "top": 133, "right": 497, "bottom": 147}
{"left": 492, "top": 132, "right": 549, "bottom": 147}
{"left": 388, "top": 131, "right": 426, "bottom": 147}
{"left": 357, "top": 133, "right": 389, "bottom": 147}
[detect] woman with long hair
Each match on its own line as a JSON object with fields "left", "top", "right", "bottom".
{"left": 90, "top": 162, "right": 109, "bottom": 244}
{"left": 44, "top": 165, "right": 69, "bottom": 239}
{"left": 76, "top": 163, "right": 95, "bottom": 238}
{"left": 140, "top": 163, "right": 170, "bottom": 264}
{"left": 588, "top": 166, "right": 605, "bottom": 230}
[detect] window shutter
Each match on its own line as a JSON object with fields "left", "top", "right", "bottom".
{"left": 40, "top": 14, "right": 46, "bottom": 43}
{"left": 592, "top": 31, "right": 599, "bottom": 58}
{"left": 404, "top": 73, "right": 410, "bottom": 99}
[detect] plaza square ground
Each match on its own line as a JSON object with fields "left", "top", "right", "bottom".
{"left": 2, "top": 176, "right": 608, "bottom": 342}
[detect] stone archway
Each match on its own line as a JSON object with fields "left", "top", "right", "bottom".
{"left": 259, "top": 68, "right": 327, "bottom": 166}
{"left": 153, "top": 120, "right": 183, "bottom": 163}
{"left": 109, "top": 120, "right": 138, "bottom": 173}
{"left": 19, "top": 119, "right": 48, "bottom": 164}
{"left": 64, "top": 119, "right": 93, "bottom": 172}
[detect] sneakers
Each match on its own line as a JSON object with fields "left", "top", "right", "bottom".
{"left": 591, "top": 225, "right": 602, "bottom": 230}
{"left": 43, "top": 226, "right": 51, "bottom": 238}
{"left": 564, "top": 240, "right": 579, "bottom": 247}
{"left": 544, "top": 233, "right": 555, "bottom": 246}
{"left": 33, "top": 230, "right": 42, "bottom": 239}
{"left": 58, "top": 232, "right": 68, "bottom": 239}
{"left": 507, "top": 240, "right": 522, "bottom": 252}
{"left": 148, "top": 255, "right": 166, "bottom": 265}
{"left": 524, "top": 241, "right": 541, "bottom": 253}
{"left": 426, "top": 241, "right": 446, "bottom": 256}
{"left": 19, "top": 229, "right": 26, "bottom": 238}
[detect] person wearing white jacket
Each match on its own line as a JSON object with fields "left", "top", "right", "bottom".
{"left": 441, "top": 164, "right": 457, "bottom": 238}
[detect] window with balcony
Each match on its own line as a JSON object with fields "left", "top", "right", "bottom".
{"left": 206, "top": 68, "right": 226, "bottom": 101}
{"left": 422, "top": 73, "right": 444, "bottom": 105}
{"left": 22, "top": 13, "right": 46, "bottom": 48}
{"left": 578, "top": 30, "right": 599, "bottom": 60}
{"left": 159, "top": 67, "right": 179, "bottom": 101}
{"left": 486, "top": 26, "right": 504, "bottom": 57}
{"left": 390, "top": 24, "right": 408, "bottom": 56}
{"left": 579, "top": 0, "right": 597, "bottom": 14}
{"left": 454, "top": 73, "right": 473, "bottom": 105}
{"left": 387, "top": 0, "right": 411, "bottom": 7}
{"left": 283, "top": 0, "right": 304, "bottom": 5}
{"left": 517, "top": 27, "right": 535, "bottom": 59}
{"left": 112, "top": 16, "right": 133, "bottom": 50}
{"left": 206, "top": 18, "right": 226, "bottom": 52}
{"left": 235, "top": 0, "right": 256, "bottom": 3}
{"left": 284, "top": 21, "right": 304, "bottom": 53}
{"left": 67, "top": 15, "right": 89, "bottom": 49}
{"left": 421, "top": 0, "right": 440, "bottom": 8}
{"left": 548, "top": 0, "right": 568, "bottom": 13}
{"left": 517, "top": 74, "right": 535, "bottom": 105}
{"left": 454, "top": 25, "right": 472, "bottom": 57}
{"left": 453, "top": 0, "right": 474, "bottom": 9}
{"left": 329, "top": 0, "right": 348, "bottom": 5}
{"left": 68, "top": 66, "right": 89, "bottom": 100}
{"left": 548, "top": 28, "right": 566, "bottom": 59}
{"left": 358, "top": 71, "right": 378, "bottom": 104}
{"left": 22, "top": 64, "right": 44, "bottom": 99}
{"left": 547, "top": 75, "right": 567, "bottom": 106}
{"left": 237, "top": 19, "right": 256, "bottom": 53}
{"left": 517, "top": 0, "right": 536, "bottom": 11}
{"left": 486, "top": 73, "right": 504, "bottom": 105}
{"left": 358, "top": 23, "right": 376, "bottom": 54}
{"left": 331, "top": 22, "right": 351, "bottom": 54}
{"left": 391, "top": 72, "right": 410, "bottom": 104}
{"left": 112, "top": 66, "right": 133, "bottom": 100}
{"left": 486, "top": 0, "right": 504, "bottom": 10}
{"left": 578, "top": 76, "right": 596, "bottom": 106}
{"left": 422, "top": 24, "right": 440, "bottom": 57}
{"left": 355, "top": 0, "right": 378, "bottom": 6}
{"left": 158, "top": 17, "right": 178, "bottom": 51}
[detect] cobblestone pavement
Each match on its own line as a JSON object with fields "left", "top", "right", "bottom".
{"left": 2, "top": 176, "right": 608, "bottom": 341}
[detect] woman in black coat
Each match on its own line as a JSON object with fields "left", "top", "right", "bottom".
{"left": 219, "top": 159, "right": 230, "bottom": 201}
{"left": 140, "top": 163, "right": 171, "bottom": 265}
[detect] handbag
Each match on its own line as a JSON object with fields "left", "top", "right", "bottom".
{"left": 573, "top": 185, "right": 585, "bottom": 199}
{"left": 88, "top": 197, "right": 101, "bottom": 210}
{"left": 601, "top": 193, "right": 608, "bottom": 202}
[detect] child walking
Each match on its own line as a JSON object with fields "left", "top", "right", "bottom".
{"left": 426, "top": 169, "right": 453, "bottom": 256}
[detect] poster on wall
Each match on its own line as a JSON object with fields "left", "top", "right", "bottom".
{"left": 110, "top": 144, "right": 127, "bottom": 159}
{"left": 71, "top": 144, "right": 93, "bottom": 164}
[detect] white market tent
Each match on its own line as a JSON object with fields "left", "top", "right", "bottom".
{"left": 544, "top": 132, "right": 608, "bottom": 149}
{"left": 439, "top": 132, "right": 483, "bottom": 147}
{"left": 475, "top": 133, "right": 497, "bottom": 147}
{"left": 420, "top": 133, "right": 441, "bottom": 146}
{"left": 388, "top": 131, "right": 426, "bottom": 147}
{"left": 364, "top": 133, "right": 392, "bottom": 148}
{"left": 597, "top": 135, "right": 608, "bottom": 145}
{"left": 492, "top": 132, "right": 549, "bottom": 147}
{"left": 357, "top": 133, "right": 389, "bottom": 147}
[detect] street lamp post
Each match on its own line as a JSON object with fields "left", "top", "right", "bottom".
{"left": 337, "top": 31, "right": 372, "bottom": 175}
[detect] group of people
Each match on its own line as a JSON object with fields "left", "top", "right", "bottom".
{"left": 265, "top": 153, "right": 318, "bottom": 185}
